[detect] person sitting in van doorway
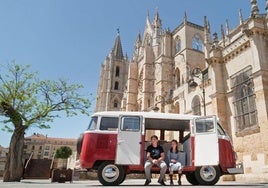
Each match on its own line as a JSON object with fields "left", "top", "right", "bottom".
{"left": 144, "top": 135, "right": 167, "bottom": 186}
{"left": 167, "top": 139, "right": 184, "bottom": 185}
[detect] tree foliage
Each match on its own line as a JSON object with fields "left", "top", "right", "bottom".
{"left": 0, "top": 62, "right": 91, "bottom": 182}
{"left": 0, "top": 62, "right": 91, "bottom": 132}
{"left": 55, "top": 146, "right": 73, "bottom": 159}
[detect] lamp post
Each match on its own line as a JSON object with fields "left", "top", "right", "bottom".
{"left": 152, "top": 95, "right": 165, "bottom": 112}
{"left": 188, "top": 68, "right": 206, "bottom": 116}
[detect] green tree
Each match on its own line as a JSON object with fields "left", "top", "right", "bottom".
{"left": 55, "top": 146, "right": 73, "bottom": 159}
{"left": 54, "top": 146, "right": 73, "bottom": 169}
{"left": 0, "top": 63, "right": 90, "bottom": 182}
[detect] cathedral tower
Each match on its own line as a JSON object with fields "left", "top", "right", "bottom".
{"left": 95, "top": 32, "right": 128, "bottom": 112}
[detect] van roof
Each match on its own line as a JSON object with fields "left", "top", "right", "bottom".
{"left": 92, "top": 111, "right": 200, "bottom": 120}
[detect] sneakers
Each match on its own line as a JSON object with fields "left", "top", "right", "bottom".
{"left": 144, "top": 179, "right": 151, "bottom": 186}
{"left": 144, "top": 179, "right": 166, "bottom": 186}
{"left": 158, "top": 179, "right": 166, "bottom": 186}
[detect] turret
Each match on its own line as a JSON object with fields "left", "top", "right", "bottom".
{"left": 250, "top": 0, "right": 259, "bottom": 17}
{"left": 152, "top": 9, "right": 162, "bottom": 47}
{"left": 151, "top": 9, "right": 162, "bottom": 57}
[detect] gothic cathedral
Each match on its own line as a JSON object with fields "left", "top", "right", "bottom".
{"left": 95, "top": 0, "right": 268, "bottom": 182}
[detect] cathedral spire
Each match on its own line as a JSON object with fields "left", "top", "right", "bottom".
{"left": 145, "top": 11, "right": 153, "bottom": 31}
{"left": 112, "top": 30, "right": 124, "bottom": 60}
{"left": 153, "top": 8, "right": 161, "bottom": 29}
{"left": 250, "top": 0, "right": 259, "bottom": 17}
{"left": 266, "top": 0, "right": 268, "bottom": 18}
{"left": 146, "top": 11, "right": 151, "bottom": 26}
{"left": 204, "top": 16, "right": 211, "bottom": 43}
{"left": 221, "top": 24, "right": 225, "bottom": 46}
{"left": 135, "top": 33, "right": 142, "bottom": 45}
{"left": 239, "top": 9, "right": 244, "bottom": 25}
{"left": 204, "top": 16, "right": 208, "bottom": 28}
{"left": 184, "top": 12, "right": 187, "bottom": 24}
{"left": 221, "top": 24, "right": 225, "bottom": 39}
{"left": 135, "top": 33, "right": 142, "bottom": 49}
{"left": 226, "top": 19, "right": 230, "bottom": 35}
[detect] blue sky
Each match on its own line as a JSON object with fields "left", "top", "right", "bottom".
{"left": 0, "top": 0, "right": 266, "bottom": 147}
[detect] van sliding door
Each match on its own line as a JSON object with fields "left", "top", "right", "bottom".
{"left": 193, "top": 116, "right": 219, "bottom": 166}
{"left": 115, "top": 116, "right": 142, "bottom": 165}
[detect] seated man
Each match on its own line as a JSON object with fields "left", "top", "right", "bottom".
{"left": 144, "top": 135, "right": 167, "bottom": 186}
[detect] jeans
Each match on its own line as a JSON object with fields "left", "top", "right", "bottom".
{"left": 169, "top": 162, "right": 183, "bottom": 172}
{"left": 144, "top": 160, "right": 167, "bottom": 181}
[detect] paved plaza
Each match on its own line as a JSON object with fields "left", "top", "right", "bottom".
{"left": 1, "top": 178, "right": 268, "bottom": 187}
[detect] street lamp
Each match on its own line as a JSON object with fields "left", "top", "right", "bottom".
{"left": 188, "top": 68, "right": 206, "bottom": 116}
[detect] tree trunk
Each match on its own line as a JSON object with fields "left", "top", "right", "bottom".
{"left": 3, "top": 126, "right": 26, "bottom": 182}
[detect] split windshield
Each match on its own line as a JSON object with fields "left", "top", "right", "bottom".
{"left": 87, "top": 116, "right": 97, "bottom": 130}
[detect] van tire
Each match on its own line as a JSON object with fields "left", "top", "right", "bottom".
{"left": 97, "top": 161, "right": 125, "bottom": 186}
{"left": 194, "top": 166, "right": 220, "bottom": 185}
{"left": 119, "top": 172, "right": 126, "bottom": 184}
{"left": 186, "top": 172, "right": 199, "bottom": 185}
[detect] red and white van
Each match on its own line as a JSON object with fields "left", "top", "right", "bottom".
{"left": 77, "top": 111, "right": 243, "bottom": 185}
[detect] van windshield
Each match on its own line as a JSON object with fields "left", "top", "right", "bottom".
{"left": 100, "top": 117, "right": 118, "bottom": 131}
{"left": 87, "top": 117, "right": 97, "bottom": 130}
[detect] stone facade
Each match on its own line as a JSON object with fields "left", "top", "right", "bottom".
{"left": 95, "top": 0, "right": 268, "bottom": 182}
{"left": 23, "top": 133, "right": 77, "bottom": 160}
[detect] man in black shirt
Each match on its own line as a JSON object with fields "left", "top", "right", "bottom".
{"left": 144, "top": 135, "right": 167, "bottom": 186}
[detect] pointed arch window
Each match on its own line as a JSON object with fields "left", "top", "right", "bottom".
{"left": 114, "top": 81, "right": 119, "bottom": 90}
{"left": 175, "top": 68, "right": 180, "bottom": 88}
{"left": 231, "top": 67, "right": 257, "bottom": 133}
{"left": 192, "top": 34, "right": 203, "bottom": 51}
{"left": 175, "top": 39, "right": 181, "bottom": 53}
{"left": 192, "top": 95, "right": 201, "bottom": 115}
{"left": 113, "top": 100, "right": 118, "bottom": 108}
{"left": 115, "top": 66, "right": 120, "bottom": 77}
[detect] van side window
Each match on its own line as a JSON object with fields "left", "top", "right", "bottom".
{"left": 195, "top": 119, "right": 215, "bottom": 133}
{"left": 87, "top": 117, "right": 97, "bottom": 130}
{"left": 100, "top": 117, "right": 118, "bottom": 131}
{"left": 121, "top": 116, "right": 140, "bottom": 131}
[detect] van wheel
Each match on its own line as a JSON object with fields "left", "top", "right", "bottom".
{"left": 186, "top": 172, "right": 199, "bottom": 185}
{"left": 97, "top": 162, "right": 125, "bottom": 186}
{"left": 194, "top": 166, "right": 220, "bottom": 185}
